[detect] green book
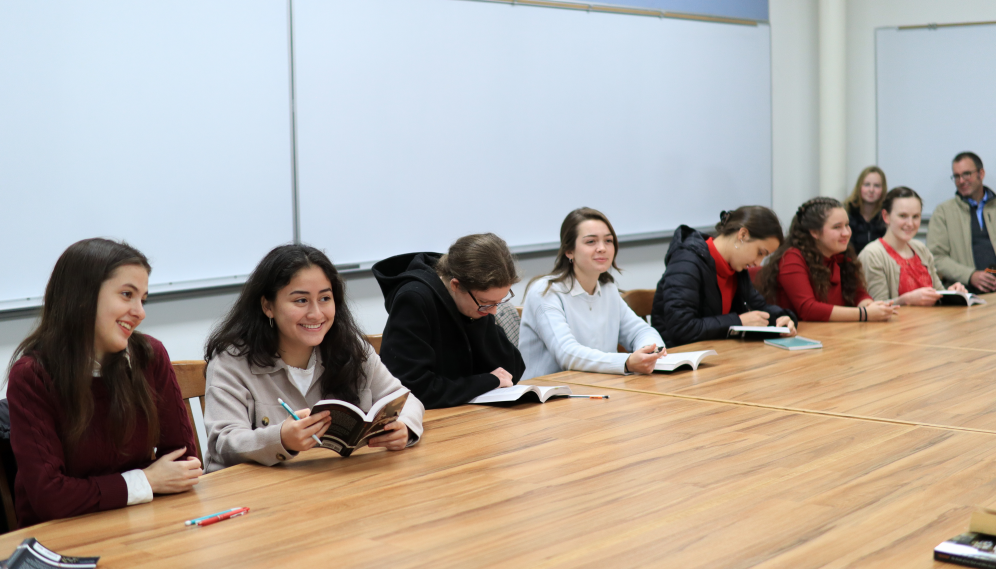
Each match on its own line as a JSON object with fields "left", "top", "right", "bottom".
{"left": 763, "top": 336, "right": 822, "bottom": 351}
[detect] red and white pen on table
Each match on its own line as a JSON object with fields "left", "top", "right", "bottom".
{"left": 566, "top": 394, "right": 609, "bottom": 399}
{"left": 194, "top": 507, "right": 250, "bottom": 527}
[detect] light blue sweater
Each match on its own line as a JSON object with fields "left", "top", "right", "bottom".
{"left": 519, "top": 276, "right": 664, "bottom": 380}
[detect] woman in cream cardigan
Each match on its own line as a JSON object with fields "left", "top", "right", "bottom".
{"left": 858, "top": 187, "right": 968, "bottom": 304}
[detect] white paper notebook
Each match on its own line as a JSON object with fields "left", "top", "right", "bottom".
{"left": 653, "top": 350, "right": 718, "bottom": 372}
{"left": 467, "top": 384, "right": 573, "bottom": 404}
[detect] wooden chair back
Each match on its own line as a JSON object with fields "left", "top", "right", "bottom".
{"left": 620, "top": 289, "right": 655, "bottom": 319}
{"left": 364, "top": 334, "right": 382, "bottom": 355}
{"left": 171, "top": 361, "right": 207, "bottom": 464}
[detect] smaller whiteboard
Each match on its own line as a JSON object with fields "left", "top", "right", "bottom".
{"left": 877, "top": 25, "right": 996, "bottom": 214}
{"left": 0, "top": 0, "right": 294, "bottom": 308}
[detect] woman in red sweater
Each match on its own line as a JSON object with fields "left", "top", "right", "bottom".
{"left": 6, "top": 238, "right": 200, "bottom": 526}
{"left": 756, "top": 197, "right": 898, "bottom": 322}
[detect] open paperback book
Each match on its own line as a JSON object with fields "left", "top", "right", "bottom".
{"left": 654, "top": 350, "right": 717, "bottom": 372}
{"left": 728, "top": 325, "right": 791, "bottom": 339}
{"left": 468, "top": 384, "right": 573, "bottom": 404}
{"left": 937, "top": 290, "right": 987, "bottom": 306}
{"left": 311, "top": 387, "right": 409, "bottom": 457}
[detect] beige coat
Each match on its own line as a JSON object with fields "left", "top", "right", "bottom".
{"left": 858, "top": 238, "right": 943, "bottom": 301}
{"left": 204, "top": 341, "right": 424, "bottom": 473}
{"left": 926, "top": 194, "right": 996, "bottom": 284}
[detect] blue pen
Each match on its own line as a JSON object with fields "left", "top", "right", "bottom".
{"left": 184, "top": 508, "right": 240, "bottom": 526}
{"left": 277, "top": 398, "right": 323, "bottom": 446}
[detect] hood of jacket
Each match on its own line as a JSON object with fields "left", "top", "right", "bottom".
{"left": 372, "top": 252, "right": 460, "bottom": 317}
{"left": 664, "top": 225, "right": 712, "bottom": 267}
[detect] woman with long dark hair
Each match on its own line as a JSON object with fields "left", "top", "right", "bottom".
{"left": 755, "top": 197, "right": 898, "bottom": 322}
{"left": 651, "top": 206, "right": 798, "bottom": 348}
{"left": 204, "top": 244, "right": 423, "bottom": 472}
{"left": 7, "top": 238, "right": 200, "bottom": 526}
{"left": 518, "top": 207, "right": 664, "bottom": 380}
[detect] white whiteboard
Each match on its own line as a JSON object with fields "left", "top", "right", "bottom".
{"left": 0, "top": 0, "right": 294, "bottom": 308}
{"left": 877, "top": 24, "right": 996, "bottom": 215}
{"left": 295, "top": 0, "right": 772, "bottom": 265}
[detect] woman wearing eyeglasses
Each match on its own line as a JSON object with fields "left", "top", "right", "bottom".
{"left": 373, "top": 233, "right": 525, "bottom": 409}
{"left": 518, "top": 207, "right": 665, "bottom": 380}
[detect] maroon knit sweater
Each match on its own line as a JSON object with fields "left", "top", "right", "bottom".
{"left": 7, "top": 336, "right": 196, "bottom": 527}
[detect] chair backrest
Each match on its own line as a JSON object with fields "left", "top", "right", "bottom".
{"left": 364, "top": 334, "right": 382, "bottom": 355}
{"left": 171, "top": 361, "right": 207, "bottom": 465}
{"left": 495, "top": 303, "right": 521, "bottom": 347}
{"left": 620, "top": 289, "right": 655, "bottom": 320}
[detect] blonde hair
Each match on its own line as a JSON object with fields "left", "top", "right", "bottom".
{"left": 843, "top": 166, "right": 887, "bottom": 212}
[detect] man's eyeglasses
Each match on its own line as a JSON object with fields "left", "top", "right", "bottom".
{"left": 466, "top": 289, "right": 515, "bottom": 312}
{"left": 952, "top": 170, "right": 978, "bottom": 182}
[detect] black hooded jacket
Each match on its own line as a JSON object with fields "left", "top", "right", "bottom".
{"left": 372, "top": 252, "right": 524, "bottom": 409}
{"left": 651, "top": 226, "right": 797, "bottom": 348}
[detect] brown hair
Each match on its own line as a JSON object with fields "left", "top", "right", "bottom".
{"left": 843, "top": 166, "right": 887, "bottom": 212}
{"left": 8, "top": 238, "right": 159, "bottom": 455}
{"left": 881, "top": 186, "right": 922, "bottom": 214}
{"left": 756, "top": 197, "right": 866, "bottom": 305}
{"left": 715, "top": 206, "right": 784, "bottom": 244}
{"left": 954, "top": 151, "right": 984, "bottom": 170}
{"left": 532, "top": 207, "right": 621, "bottom": 294}
{"left": 435, "top": 233, "right": 520, "bottom": 292}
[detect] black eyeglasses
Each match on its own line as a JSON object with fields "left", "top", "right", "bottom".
{"left": 466, "top": 288, "right": 515, "bottom": 312}
{"left": 952, "top": 170, "right": 978, "bottom": 182}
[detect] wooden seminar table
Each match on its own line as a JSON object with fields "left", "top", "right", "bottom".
{"left": 0, "top": 301, "right": 993, "bottom": 568}
{"left": 562, "top": 297, "right": 996, "bottom": 432}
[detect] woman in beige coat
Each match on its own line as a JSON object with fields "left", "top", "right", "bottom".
{"left": 203, "top": 245, "right": 423, "bottom": 473}
{"left": 859, "top": 187, "right": 968, "bottom": 304}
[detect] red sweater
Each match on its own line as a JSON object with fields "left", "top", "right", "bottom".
{"left": 7, "top": 336, "right": 196, "bottom": 527}
{"left": 776, "top": 248, "right": 872, "bottom": 322}
{"left": 706, "top": 237, "right": 737, "bottom": 314}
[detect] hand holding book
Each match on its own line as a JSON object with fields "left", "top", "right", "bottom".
{"left": 279, "top": 407, "right": 332, "bottom": 452}
{"left": 367, "top": 420, "right": 409, "bottom": 451}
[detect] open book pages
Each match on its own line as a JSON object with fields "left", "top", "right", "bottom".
{"left": 311, "top": 387, "right": 409, "bottom": 457}
{"left": 764, "top": 336, "right": 822, "bottom": 350}
{"left": 653, "top": 350, "right": 718, "bottom": 372}
{"left": 468, "top": 384, "right": 572, "bottom": 404}
{"left": 728, "top": 325, "right": 791, "bottom": 338}
{"left": 937, "top": 290, "right": 987, "bottom": 306}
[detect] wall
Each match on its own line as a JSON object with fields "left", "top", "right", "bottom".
{"left": 845, "top": 0, "right": 996, "bottom": 191}
{"left": 0, "top": 0, "right": 825, "bottom": 393}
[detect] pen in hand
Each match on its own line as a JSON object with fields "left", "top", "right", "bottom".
{"left": 277, "top": 398, "right": 323, "bottom": 446}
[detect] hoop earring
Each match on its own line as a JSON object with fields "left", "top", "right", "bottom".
{"left": 269, "top": 317, "right": 273, "bottom": 328}
{"left": 735, "top": 238, "right": 743, "bottom": 249}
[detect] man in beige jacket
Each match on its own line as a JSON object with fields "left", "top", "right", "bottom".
{"left": 927, "top": 152, "right": 996, "bottom": 293}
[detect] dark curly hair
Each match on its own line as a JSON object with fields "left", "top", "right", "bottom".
{"left": 756, "top": 197, "right": 866, "bottom": 305}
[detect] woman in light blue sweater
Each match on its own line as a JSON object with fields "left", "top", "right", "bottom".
{"left": 519, "top": 207, "right": 665, "bottom": 380}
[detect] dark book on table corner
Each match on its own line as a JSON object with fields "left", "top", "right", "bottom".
{"left": 0, "top": 538, "right": 98, "bottom": 568}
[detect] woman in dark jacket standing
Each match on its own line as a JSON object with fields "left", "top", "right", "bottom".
{"left": 373, "top": 233, "right": 525, "bottom": 409}
{"left": 651, "top": 207, "right": 798, "bottom": 348}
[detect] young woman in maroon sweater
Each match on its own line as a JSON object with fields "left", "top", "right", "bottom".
{"left": 756, "top": 197, "right": 898, "bottom": 322}
{"left": 6, "top": 239, "right": 200, "bottom": 527}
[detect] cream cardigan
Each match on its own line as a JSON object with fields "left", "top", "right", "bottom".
{"left": 858, "top": 238, "right": 943, "bottom": 301}
{"left": 204, "top": 341, "right": 424, "bottom": 473}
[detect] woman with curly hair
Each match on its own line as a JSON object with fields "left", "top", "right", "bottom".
{"left": 755, "top": 197, "right": 898, "bottom": 322}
